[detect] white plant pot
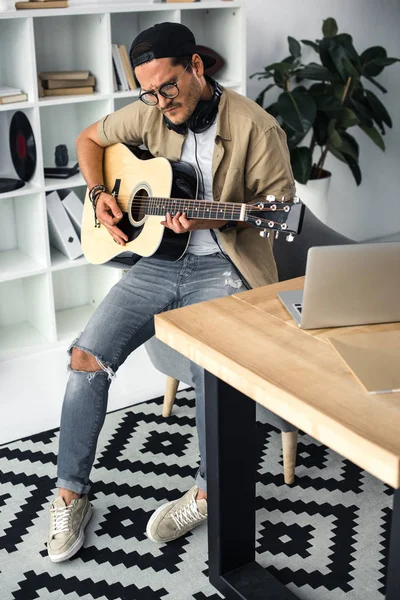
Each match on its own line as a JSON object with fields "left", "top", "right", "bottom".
{"left": 295, "top": 174, "right": 332, "bottom": 225}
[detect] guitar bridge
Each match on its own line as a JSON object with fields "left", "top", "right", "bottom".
{"left": 111, "top": 178, "right": 121, "bottom": 200}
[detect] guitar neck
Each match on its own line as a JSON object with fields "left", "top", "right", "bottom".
{"left": 144, "top": 197, "right": 245, "bottom": 221}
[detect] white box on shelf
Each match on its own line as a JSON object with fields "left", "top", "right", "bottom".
{"left": 59, "top": 188, "right": 84, "bottom": 236}
{"left": 46, "top": 190, "right": 83, "bottom": 260}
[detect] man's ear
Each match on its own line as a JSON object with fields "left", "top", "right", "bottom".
{"left": 192, "top": 53, "right": 205, "bottom": 78}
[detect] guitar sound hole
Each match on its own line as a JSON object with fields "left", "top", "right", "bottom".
{"left": 131, "top": 188, "right": 148, "bottom": 223}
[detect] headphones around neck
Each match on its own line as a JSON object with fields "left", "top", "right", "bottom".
{"left": 163, "top": 76, "right": 222, "bottom": 135}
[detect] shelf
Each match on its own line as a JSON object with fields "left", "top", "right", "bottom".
{"left": 0, "top": 274, "right": 55, "bottom": 352}
{"left": 55, "top": 304, "right": 96, "bottom": 342}
{"left": 38, "top": 93, "right": 111, "bottom": 107}
{"left": 0, "top": 0, "right": 245, "bottom": 361}
{"left": 39, "top": 101, "right": 111, "bottom": 172}
{"left": 44, "top": 172, "right": 86, "bottom": 192}
{"left": 113, "top": 90, "right": 140, "bottom": 100}
{"left": 52, "top": 264, "right": 120, "bottom": 340}
{"left": 0, "top": 2, "right": 242, "bottom": 20}
{"left": 0, "top": 181, "right": 42, "bottom": 200}
{"left": 50, "top": 247, "right": 88, "bottom": 271}
{"left": 0, "top": 101, "right": 35, "bottom": 113}
{"left": 0, "top": 250, "right": 46, "bottom": 283}
{"left": 0, "top": 193, "right": 49, "bottom": 280}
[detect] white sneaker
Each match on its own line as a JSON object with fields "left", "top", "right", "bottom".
{"left": 48, "top": 495, "right": 92, "bottom": 562}
{"left": 146, "top": 486, "right": 207, "bottom": 543}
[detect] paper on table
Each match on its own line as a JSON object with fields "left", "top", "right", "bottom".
{"left": 328, "top": 331, "right": 400, "bottom": 394}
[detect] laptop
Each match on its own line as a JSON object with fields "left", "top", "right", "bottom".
{"left": 278, "top": 242, "right": 400, "bottom": 329}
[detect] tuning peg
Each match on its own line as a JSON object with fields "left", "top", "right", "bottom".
{"left": 266, "top": 194, "right": 275, "bottom": 202}
{"left": 275, "top": 231, "right": 279, "bottom": 239}
{"left": 286, "top": 233, "right": 295, "bottom": 242}
{"left": 293, "top": 196, "right": 300, "bottom": 204}
{"left": 259, "top": 229, "right": 270, "bottom": 238}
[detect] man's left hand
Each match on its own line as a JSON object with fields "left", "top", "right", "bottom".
{"left": 161, "top": 212, "right": 227, "bottom": 233}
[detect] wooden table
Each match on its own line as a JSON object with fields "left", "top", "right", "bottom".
{"left": 155, "top": 277, "right": 400, "bottom": 600}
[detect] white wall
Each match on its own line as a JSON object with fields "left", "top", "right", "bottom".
{"left": 246, "top": 0, "right": 400, "bottom": 241}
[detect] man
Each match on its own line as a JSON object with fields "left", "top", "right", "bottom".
{"left": 47, "top": 22, "right": 295, "bottom": 562}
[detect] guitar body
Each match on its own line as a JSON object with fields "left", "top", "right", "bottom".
{"left": 82, "top": 144, "right": 198, "bottom": 264}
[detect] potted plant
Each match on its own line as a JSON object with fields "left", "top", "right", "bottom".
{"left": 250, "top": 17, "right": 399, "bottom": 222}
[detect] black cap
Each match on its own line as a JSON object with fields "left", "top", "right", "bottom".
{"left": 129, "top": 22, "right": 217, "bottom": 70}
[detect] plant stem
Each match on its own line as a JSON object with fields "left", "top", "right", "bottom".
{"left": 342, "top": 76, "right": 352, "bottom": 104}
{"left": 316, "top": 146, "right": 329, "bottom": 177}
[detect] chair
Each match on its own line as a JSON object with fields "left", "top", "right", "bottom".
{"left": 145, "top": 207, "right": 354, "bottom": 484}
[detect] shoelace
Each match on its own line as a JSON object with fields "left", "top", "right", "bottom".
{"left": 50, "top": 503, "right": 73, "bottom": 535}
{"left": 170, "top": 494, "right": 207, "bottom": 531}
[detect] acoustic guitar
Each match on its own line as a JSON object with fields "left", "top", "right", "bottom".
{"left": 81, "top": 143, "right": 304, "bottom": 264}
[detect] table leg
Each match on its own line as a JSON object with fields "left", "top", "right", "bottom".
{"left": 205, "top": 371, "right": 299, "bottom": 599}
{"left": 385, "top": 487, "right": 400, "bottom": 599}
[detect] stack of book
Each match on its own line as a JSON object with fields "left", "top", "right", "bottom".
{"left": 38, "top": 71, "right": 95, "bottom": 97}
{"left": 112, "top": 44, "right": 136, "bottom": 92}
{"left": 0, "top": 86, "right": 28, "bottom": 105}
{"left": 16, "top": 0, "right": 68, "bottom": 8}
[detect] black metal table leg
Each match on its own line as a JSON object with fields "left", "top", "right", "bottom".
{"left": 385, "top": 487, "right": 400, "bottom": 599}
{"left": 205, "top": 371, "right": 299, "bottom": 599}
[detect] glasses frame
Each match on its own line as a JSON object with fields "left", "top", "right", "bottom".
{"left": 138, "top": 62, "right": 191, "bottom": 106}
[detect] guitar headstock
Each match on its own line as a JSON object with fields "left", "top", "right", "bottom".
{"left": 246, "top": 195, "right": 305, "bottom": 241}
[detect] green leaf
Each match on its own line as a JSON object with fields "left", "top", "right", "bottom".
{"left": 363, "top": 74, "right": 387, "bottom": 94}
{"left": 361, "top": 125, "right": 386, "bottom": 151}
{"left": 322, "top": 17, "right": 338, "bottom": 38}
{"left": 361, "top": 46, "right": 387, "bottom": 76}
{"left": 313, "top": 112, "right": 330, "bottom": 146}
{"left": 360, "top": 46, "right": 386, "bottom": 64}
{"left": 341, "top": 131, "right": 359, "bottom": 158}
{"left": 301, "top": 39, "right": 320, "bottom": 52}
{"left": 288, "top": 36, "right": 301, "bottom": 58}
{"left": 315, "top": 95, "right": 343, "bottom": 114}
{"left": 264, "top": 61, "right": 295, "bottom": 73}
{"left": 360, "top": 46, "right": 387, "bottom": 77}
{"left": 277, "top": 91, "right": 317, "bottom": 133}
{"left": 338, "top": 107, "right": 359, "bottom": 128}
{"left": 327, "top": 144, "right": 362, "bottom": 185}
{"left": 344, "top": 155, "right": 362, "bottom": 186}
{"left": 249, "top": 71, "right": 273, "bottom": 80}
{"left": 255, "top": 83, "right": 275, "bottom": 107}
{"left": 290, "top": 147, "right": 313, "bottom": 183}
{"left": 348, "top": 98, "right": 374, "bottom": 127}
{"left": 338, "top": 136, "right": 358, "bottom": 161}
{"left": 369, "top": 57, "right": 399, "bottom": 67}
{"left": 342, "top": 58, "right": 359, "bottom": 79}
{"left": 300, "top": 63, "right": 337, "bottom": 81}
{"left": 334, "top": 33, "right": 362, "bottom": 73}
{"left": 365, "top": 89, "right": 392, "bottom": 128}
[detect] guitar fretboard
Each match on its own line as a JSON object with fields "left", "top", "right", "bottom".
{"left": 143, "top": 198, "right": 245, "bottom": 220}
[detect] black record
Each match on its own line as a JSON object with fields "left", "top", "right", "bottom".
{"left": 9, "top": 111, "right": 37, "bottom": 182}
{"left": 0, "top": 178, "right": 25, "bottom": 194}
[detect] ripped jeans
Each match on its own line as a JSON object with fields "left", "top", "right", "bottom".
{"left": 57, "top": 252, "right": 245, "bottom": 495}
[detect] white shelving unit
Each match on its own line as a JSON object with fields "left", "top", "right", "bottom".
{"left": 0, "top": 1, "right": 245, "bottom": 362}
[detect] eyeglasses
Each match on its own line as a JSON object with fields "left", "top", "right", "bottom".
{"left": 138, "top": 62, "right": 191, "bottom": 106}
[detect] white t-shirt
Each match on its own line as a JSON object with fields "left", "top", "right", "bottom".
{"left": 180, "top": 120, "right": 221, "bottom": 255}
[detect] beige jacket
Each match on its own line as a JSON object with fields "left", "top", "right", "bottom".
{"left": 97, "top": 87, "right": 296, "bottom": 288}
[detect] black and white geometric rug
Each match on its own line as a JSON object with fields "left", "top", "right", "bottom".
{"left": 0, "top": 389, "right": 392, "bottom": 599}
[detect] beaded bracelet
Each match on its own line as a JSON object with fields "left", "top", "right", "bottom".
{"left": 89, "top": 184, "right": 108, "bottom": 205}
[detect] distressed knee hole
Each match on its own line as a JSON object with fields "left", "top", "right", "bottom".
{"left": 69, "top": 347, "right": 116, "bottom": 383}
{"left": 70, "top": 347, "right": 100, "bottom": 372}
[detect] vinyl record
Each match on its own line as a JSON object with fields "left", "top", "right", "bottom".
{"left": 9, "top": 111, "right": 37, "bottom": 182}
{"left": 0, "top": 177, "right": 25, "bottom": 194}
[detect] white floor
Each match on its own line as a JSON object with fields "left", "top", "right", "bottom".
{"left": 0, "top": 344, "right": 172, "bottom": 445}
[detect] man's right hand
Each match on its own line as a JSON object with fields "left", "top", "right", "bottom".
{"left": 95, "top": 192, "right": 128, "bottom": 245}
